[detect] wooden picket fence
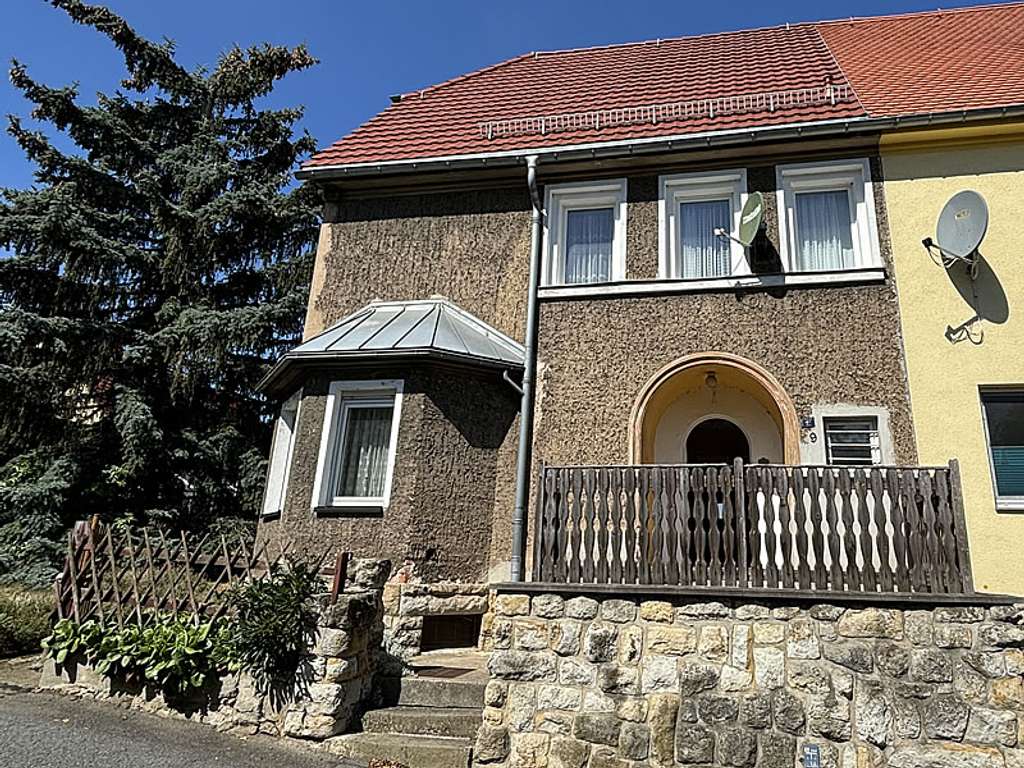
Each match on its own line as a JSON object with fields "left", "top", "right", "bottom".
{"left": 533, "top": 459, "right": 975, "bottom": 597}
{"left": 54, "top": 519, "right": 350, "bottom": 627}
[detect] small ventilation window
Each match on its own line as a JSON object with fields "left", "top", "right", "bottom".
{"left": 420, "top": 614, "right": 482, "bottom": 653}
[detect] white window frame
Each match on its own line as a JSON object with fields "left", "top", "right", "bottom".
{"left": 658, "top": 169, "right": 748, "bottom": 279}
{"left": 776, "top": 158, "right": 881, "bottom": 272}
{"left": 980, "top": 388, "right": 1024, "bottom": 512}
{"left": 311, "top": 379, "right": 404, "bottom": 511}
{"left": 803, "top": 405, "right": 895, "bottom": 466}
{"left": 543, "top": 179, "right": 627, "bottom": 286}
{"left": 261, "top": 390, "right": 301, "bottom": 517}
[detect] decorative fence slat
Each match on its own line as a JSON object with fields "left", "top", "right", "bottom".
{"left": 55, "top": 520, "right": 344, "bottom": 626}
{"left": 533, "top": 461, "right": 974, "bottom": 596}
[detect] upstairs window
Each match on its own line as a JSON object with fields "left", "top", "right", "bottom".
{"left": 262, "top": 391, "right": 300, "bottom": 517}
{"left": 824, "top": 416, "right": 881, "bottom": 466}
{"left": 777, "top": 159, "right": 880, "bottom": 273}
{"left": 312, "top": 380, "right": 403, "bottom": 511}
{"left": 544, "top": 180, "right": 627, "bottom": 286}
{"left": 981, "top": 390, "right": 1024, "bottom": 510}
{"left": 659, "top": 171, "right": 747, "bottom": 280}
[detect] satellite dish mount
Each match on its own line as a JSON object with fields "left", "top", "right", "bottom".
{"left": 715, "top": 191, "right": 765, "bottom": 250}
{"left": 922, "top": 190, "right": 988, "bottom": 280}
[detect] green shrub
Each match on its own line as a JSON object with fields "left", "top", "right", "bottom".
{"left": 0, "top": 587, "right": 53, "bottom": 657}
{"left": 223, "top": 561, "right": 321, "bottom": 690}
{"left": 43, "top": 612, "right": 230, "bottom": 693}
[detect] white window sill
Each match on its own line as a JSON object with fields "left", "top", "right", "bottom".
{"left": 996, "top": 499, "right": 1024, "bottom": 514}
{"left": 538, "top": 267, "right": 886, "bottom": 300}
{"left": 314, "top": 503, "right": 386, "bottom": 518}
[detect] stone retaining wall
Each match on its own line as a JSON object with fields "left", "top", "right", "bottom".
{"left": 476, "top": 593, "right": 1024, "bottom": 768}
{"left": 41, "top": 558, "right": 391, "bottom": 742}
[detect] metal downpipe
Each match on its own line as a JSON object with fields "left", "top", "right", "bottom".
{"left": 510, "top": 155, "right": 543, "bottom": 582}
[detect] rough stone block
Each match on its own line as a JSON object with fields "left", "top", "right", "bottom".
{"left": 315, "top": 627, "right": 353, "bottom": 657}
{"left": 572, "top": 712, "right": 621, "bottom": 746}
{"left": 965, "top": 706, "right": 1018, "bottom": 747}
{"left": 496, "top": 594, "right": 531, "bottom": 617}
{"left": 600, "top": 599, "right": 637, "bottom": 624}
{"left": 888, "top": 743, "right": 1003, "bottom": 768}
{"left": 905, "top": 610, "right": 934, "bottom": 646}
{"left": 596, "top": 664, "right": 638, "bottom": 696}
{"left": 978, "top": 623, "right": 1024, "bottom": 650}
{"left": 823, "top": 641, "right": 874, "bottom": 673}
{"left": 773, "top": 690, "right": 807, "bottom": 734}
{"left": 584, "top": 623, "right": 618, "bottom": 663}
{"left": 963, "top": 651, "right": 1007, "bottom": 679}
{"left": 698, "top": 624, "right": 730, "bottom": 662}
{"left": 716, "top": 728, "right": 757, "bottom": 767}
{"left": 935, "top": 607, "right": 986, "bottom": 624}
{"left": 759, "top": 732, "right": 796, "bottom": 768}
{"left": 698, "top": 694, "right": 739, "bottom": 724}
{"left": 719, "top": 665, "right": 753, "bottom": 692}
{"left": 910, "top": 648, "right": 954, "bottom": 683}
{"left": 676, "top": 601, "right": 730, "bottom": 620}
{"left": 639, "top": 600, "right": 674, "bottom": 623}
{"left": 531, "top": 594, "right": 564, "bottom": 619}
{"left": 740, "top": 692, "right": 772, "bottom": 729}
{"left": 559, "top": 658, "right": 595, "bottom": 687}
{"left": 646, "top": 625, "right": 697, "bottom": 656}
{"left": 809, "top": 604, "right": 845, "bottom": 621}
{"left": 510, "top": 732, "right": 550, "bottom": 768}
{"left": 513, "top": 618, "right": 550, "bottom": 651}
{"left": 551, "top": 620, "right": 582, "bottom": 657}
{"left": 788, "top": 662, "right": 832, "bottom": 695}
{"left": 924, "top": 692, "right": 970, "bottom": 741}
{"left": 787, "top": 618, "right": 821, "bottom": 660}
{"left": 992, "top": 676, "right": 1024, "bottom": 709}
{"left": 619, "top": 722, "right": 650, "bottom": 760}
{"left": 753, "top": 621, "right": 786, "bottom": 645}
{"left": 876, "top": 642, "right": 911, "bottom": 677}
{"left": 476, "top": 724, "right": 511, "bottom": 764}
{"left": 855, "top": 679, "right": 893, "bottom": 747}
{"left": 936, "top": 623, "right": 974, "bottom": 649}
{"left": 489, "top": 650, "right": 557, "bottom": 682}
{"left": 537, "top": 684, "right": 581, "bottom": 711}
{"left": 506, "top": 684, "right": 537, "bottom": 732}
{"left": 893, "top": 698, "right": 922, "bottom": 739}
{"left": 548, "top": 736, "right": 589, "bottom": 768}
{"left": 678, "top": 660, "right": 720, "bottom": 697}
{"left": 836, "top": 608, "right": 903, "bottom": 639}
{"left": 735, "top": 604, "right": 771, "bottom": 620}
{"left": 564, "top": 596, "right": 599, "bottom": 620}
{"left": 641, "top": 655, "right": 678, "bottom": 694}
{"left": 616, "top": 697, "right": 647, "bottom": 723}
{"left": 618, "top": 625, "right": 643, "bottom": 665}
{"left": 674, "top": 723, "right": 715, "bottom": 764}
{"left": 753, "top": 646, "right": 785, "bottom": 689}
{"left": 647, "top": 694, "right": 679, "bottom": 767}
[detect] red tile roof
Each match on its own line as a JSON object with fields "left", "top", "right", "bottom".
{"left": 306, "top": 3, "right": 1024, "bottom": 170}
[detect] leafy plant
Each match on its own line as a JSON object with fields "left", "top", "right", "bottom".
{"left": 223, "top": 561, "right": 321, "bottom": 690}
{"left": 43, "top": 612, "right": 229, "bottom": 693}
{"left": 0, "top": 587, "right": 54, "bottom": 657}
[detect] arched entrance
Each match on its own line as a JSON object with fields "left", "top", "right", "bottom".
{"left": 686, "top": 417, "right": 751, "bottom": 464}
{"left": 629, "top": 352, "right": 800, "bottom": 464}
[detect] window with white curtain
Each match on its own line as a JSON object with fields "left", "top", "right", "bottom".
{"left": 777, "top": 159, "right": 880, "bottom": 272}
{"left": 312, "top": 380, "right": 403, "bottom": 511}
{"left": 261, "top": 391, "right": 300, "bottom": 517}
{"left": 659, "top": 170, "right": 747, "bottom": 280}
{"left": 544, "top": 180, "right": 627, "bottom": 286}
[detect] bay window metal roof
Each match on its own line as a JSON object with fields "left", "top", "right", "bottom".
{"left": 258, "top": 297, "right": 524, "bottom": 395}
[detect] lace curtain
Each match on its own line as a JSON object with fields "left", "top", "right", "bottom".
{"left": 795, "top": 190, "right": 855, "bottom": 270}
{"left": 564, "top": 207, "right": 613, "bottom": 284}
{"left": 336, "top": 405, "right": 393, "bottom": 497}
{"left": 679, "top": 199, "right": 730, "bottom": 278}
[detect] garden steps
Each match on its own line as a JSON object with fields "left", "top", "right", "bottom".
{"left": 337, "top": 650, "right": 486, "bottom": 768}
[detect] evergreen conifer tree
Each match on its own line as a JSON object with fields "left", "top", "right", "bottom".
{"left": 0, "top": 0, "right": 319, "bottom": 583}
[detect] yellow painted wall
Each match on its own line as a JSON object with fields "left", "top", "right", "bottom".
{"left": 882, "top": 130, "right": 1024, "bottom": 595}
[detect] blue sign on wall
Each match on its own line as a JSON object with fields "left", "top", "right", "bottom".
{"left": 803, "top": 743, "right": 821, "bottom": 768}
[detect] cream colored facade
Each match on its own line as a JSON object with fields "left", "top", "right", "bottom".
{"left": 882, "top": 124, "right": 1024, "bottom": 595}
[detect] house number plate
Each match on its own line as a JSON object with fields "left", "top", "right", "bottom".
{"left": 802, "top": 744, "right": 821, "bottom": 767}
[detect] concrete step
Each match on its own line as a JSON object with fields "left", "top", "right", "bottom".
{"left": 328, "top": 732, "right": 472, "bottom": 768}
{"left": 378, "top": 675, "right": 486, "bottom": 709}
{"left": 362, "top": 705, "right": 482, "bottom": 739}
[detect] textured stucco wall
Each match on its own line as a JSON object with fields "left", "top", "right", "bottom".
{"left": 290, "top": 152, "right": 916, "bottom": 581}
{"left": 258, "top": 366, "right": 518, "bottom": 582}
{"left": 882, "top": 133, "right": 1024, "bottom": 596}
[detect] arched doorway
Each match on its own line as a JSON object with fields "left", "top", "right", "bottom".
{"left": 629, "top": 352, "right": 800, "bottom": 464}
{"left": 686, "top": 417, "right": 751, "bottom": 464}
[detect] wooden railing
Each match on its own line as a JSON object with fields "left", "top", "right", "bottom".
{"left": 532, "top": 460, "right": 974, "bottom": 596}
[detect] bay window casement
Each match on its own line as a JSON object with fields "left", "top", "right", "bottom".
{"left": 261, "top": 390, "right": 300, "bottom": 517}
{"left": 658, "top": 170, "right": 748, "bottom": 280}
{"left": 776, "top": 159, "right": 881, "bottom": 272}
{"left": 311, "top": 379, "right": 404, "bottom": 513}
{"left": 543, "top": 179, "right": 627, "bottom": 286}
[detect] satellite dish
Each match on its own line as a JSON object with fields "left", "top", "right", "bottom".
{"left": 738, "top": 192, "right": 765, "bottom": 247}
{"left": 923, "top": 190, "right": 988, "bottom": 279}
{"left": 714, "top": 192, "right": 765, "bottom": 248}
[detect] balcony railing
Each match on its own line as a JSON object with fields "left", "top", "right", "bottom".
{"left": 531, "top": 460, "right": 974, "bottom": 597}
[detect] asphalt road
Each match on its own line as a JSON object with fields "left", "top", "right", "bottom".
{"left": 0, "top": 685, "right": 355, "bottom": 768}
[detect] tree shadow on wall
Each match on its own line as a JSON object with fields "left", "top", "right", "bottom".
{"left": 943, "top": 253, "right": 1009, "bottom": 344}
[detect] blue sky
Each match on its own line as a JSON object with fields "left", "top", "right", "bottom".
{"left": 0, "top": 0, "right": 1001, "bottom": 189}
